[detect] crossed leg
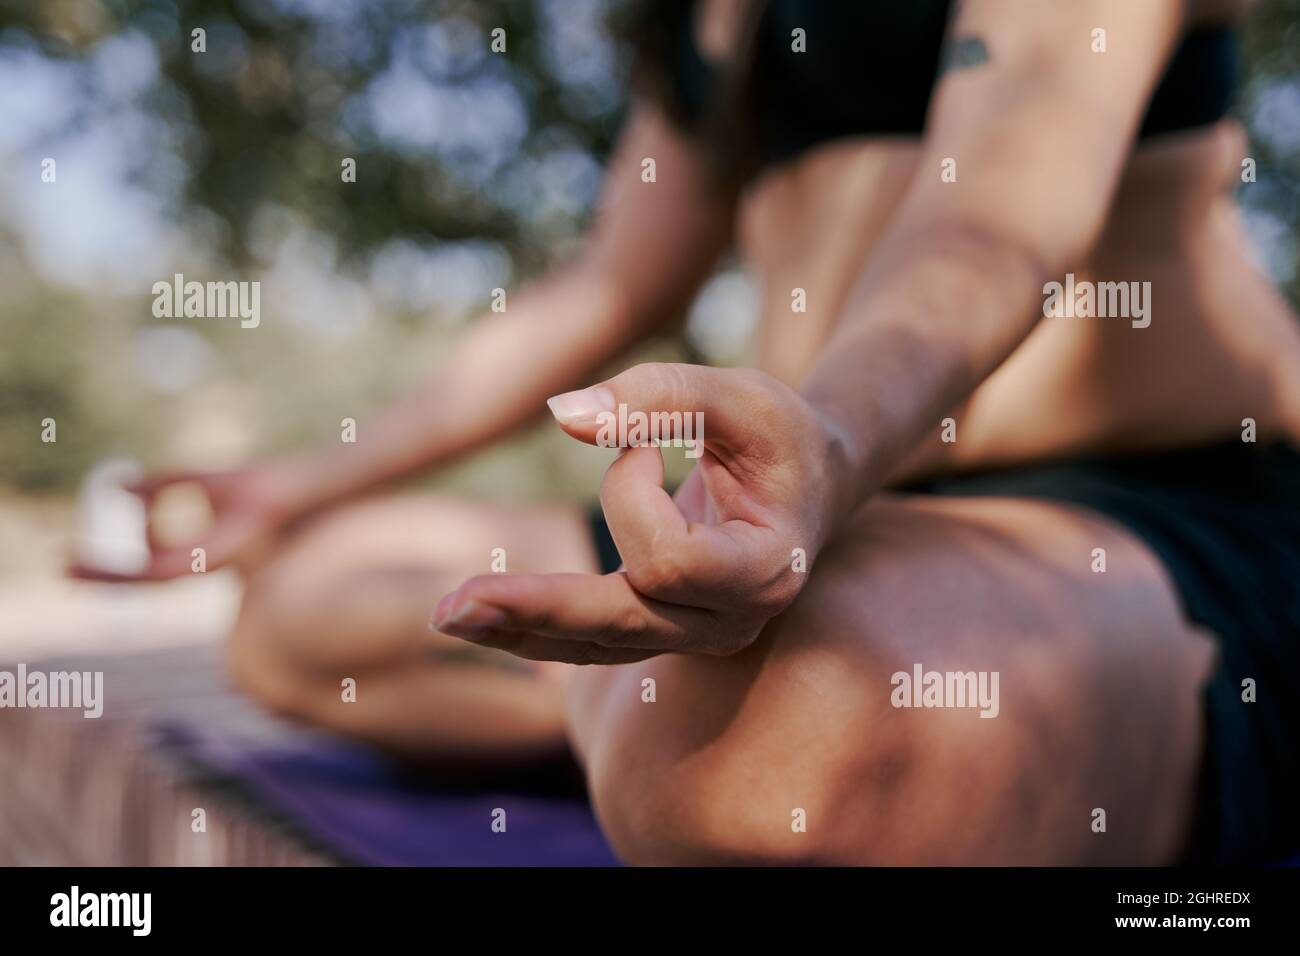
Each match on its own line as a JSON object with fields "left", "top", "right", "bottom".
{"left": 226, "top": 494, "right": 593, "bottom": 763}
{"left": 227, "top": 490, "right": 1215, "bottom": 863}
{"left": 568, "top": 494, "right": 1216, "bottom": 865}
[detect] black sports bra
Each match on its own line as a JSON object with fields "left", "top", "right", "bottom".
{"left": 666, "top": 0, "right": 1240, "bottom": 171}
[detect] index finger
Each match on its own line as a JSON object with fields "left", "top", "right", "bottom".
{"left": 600, "top": 444, "right": 785, "bottom": 610}
{"left": 434, "top": 571, "right": 743, "bottom": 655}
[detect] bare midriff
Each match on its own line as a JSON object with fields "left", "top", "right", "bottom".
{"left": 736, "top": 119, "right": 1300, "bottom": 480}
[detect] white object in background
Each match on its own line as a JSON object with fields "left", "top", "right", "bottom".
{"left": 75, "top": 459, "right": 150, "bottom": 575}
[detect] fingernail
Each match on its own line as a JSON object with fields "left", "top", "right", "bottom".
{"left": 546, "top": 386, "right": 616, "bottom": 426}
{"left": 430, "top": 593, "right": 457, "bottom": 629}
{"left": 432, "top": 598, "right": 509, "bottom": 636}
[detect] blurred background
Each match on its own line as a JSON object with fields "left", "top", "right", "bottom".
{"left": 0, "top": 0, "right": 1297, "bottom": 593}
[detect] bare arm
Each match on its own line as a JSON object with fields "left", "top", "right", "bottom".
{"left": 290, "top": 106, "right": 735, "bottom": 512}
{"left": 802, "top": 0, "right": 1184, "bottom": 514}
{"left": 73, "top": 107, "right": 735, "bottom": 581}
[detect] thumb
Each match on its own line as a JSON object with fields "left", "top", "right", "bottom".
{"left": 545, "top": 363, "right": 773, "bottom": 459}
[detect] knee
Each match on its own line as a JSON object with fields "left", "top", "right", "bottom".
{"left": 576, "top": 615, "right": 909, "bottom": 865}
{"left": 589, "top": 755, "right": 849, "bottom": 866}
{"left": 225, "top": 572, "right": 318, "bottom": 722}
{"left": 572, "top": 509, "right": 957, "bottom": 865}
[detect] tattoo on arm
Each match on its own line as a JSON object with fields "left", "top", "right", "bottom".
{"left": 939, "top": 35, "right": 990, "bottom": 73}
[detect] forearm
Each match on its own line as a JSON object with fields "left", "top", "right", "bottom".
{"left": 290, "top": 261, "right": 646, "bottom": 512}
{"left": 801, "top": 222, "right": 1049, "bottom": 518}
{"left": 799, "top": 0, "right": 1178, "bottom": 521}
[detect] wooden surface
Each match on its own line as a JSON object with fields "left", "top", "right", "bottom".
{"left": 0, "top": 644, "right": 331, "bottom": 866}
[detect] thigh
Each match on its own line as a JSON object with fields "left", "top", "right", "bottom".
{"left": 240, "top": 493, "right": 601, "bottom": 668}
{"left": 569, "top": 493, "right": 1217, "bottom": 865}
{"left": 226, "top": 494, "right": 594, "bottom": 758}
{"left": 254, "top": 492, "right": 600, "bottom": 611}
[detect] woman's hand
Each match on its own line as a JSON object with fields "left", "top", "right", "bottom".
{"left": 432, "top": 363, "right": 852, "bottom": 663}
{"left": 68, "top": 460, "right": 307, "bottom": 581}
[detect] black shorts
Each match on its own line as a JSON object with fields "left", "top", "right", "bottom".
{"left": 586, "top": 441, "right": 1300, "bottom": 864}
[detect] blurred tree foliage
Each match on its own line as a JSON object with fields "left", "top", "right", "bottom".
{"left": 1240, "top": 0, "right": 1300, "bottom": 306}
{"left": 0, "top": 0, "right": 630, "bottom": 274}
{"left": 0, "top": 0, "right": 637, "bottom": 491}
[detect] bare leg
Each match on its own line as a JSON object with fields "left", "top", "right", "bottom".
{"left": 568, "top": 494, "right": 1217, "bottom": 865}
{"left": 227, "top": 494, "right": 595, "bottom": 763}
{"left": 226, "top": 489, "right": 1217, "bottom": 862}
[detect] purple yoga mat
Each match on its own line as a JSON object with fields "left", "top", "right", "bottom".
{"left": 155, "top": 723, "right": 620, "bottom": 866}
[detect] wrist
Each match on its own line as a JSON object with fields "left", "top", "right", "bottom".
{"left": 808, "top": 397, "right": 870, "bottom": 551}
{"left": 257, "top": 455, "right": 328, "bottom": 522}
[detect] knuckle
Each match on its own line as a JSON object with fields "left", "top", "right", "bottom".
{"left": 601, "top": 600, "right": 649, "bottom": 646}
{"left": 759, "top": 567, "right": 805, "bottom": 616}
{"left": 627, "top": 551, "right": 686, "bottom": 595}
{"left": 499, "top": 576, "right": 551, "bottom": 630}
{"left": 623, "top": 361, "right": 662, "bottom": 397}
{"left": 700, "top": 620, "right": 761, "bottom": 656}
{"left": 643, "top": 361, "right": 692, "bottom": 408}
{"left": 730, "top": 367, "right": 786, "bottom": 411}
